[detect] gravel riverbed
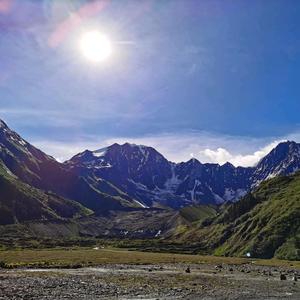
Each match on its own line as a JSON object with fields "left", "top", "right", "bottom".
{"left": 0, "top": 263, "right": 299, "bottom": 299}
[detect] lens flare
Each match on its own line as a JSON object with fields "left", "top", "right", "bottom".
{"left": 80, "top": 31, "right": 112, "bottom": 62}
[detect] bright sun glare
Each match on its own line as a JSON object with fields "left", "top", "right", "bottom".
{"left": 80, "top": 31, "right": 112, "bottom": 62}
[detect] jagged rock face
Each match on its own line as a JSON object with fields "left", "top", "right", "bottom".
{"left": 67, "top": 141, "right": 300, "bottom": 208}
{"left": 95, "top": 143, "right": 172, "bottom": 190}
{"left": 68, "top": 145, "right": 255, "bottom": 207}
{"left": 2, "top": 119, "right": 300, "bottom": 209}
{"left": 251, "top": 141, "right": 300, "bottom": 186}
{"left": 70, "top": 143, "right": 172, "bottom": 187}
{"left": 0, "top": 119, "right": 58, "bottom": 186}
{"left": 174, "top": 161, "right": 253, "bottom": 204}
{"left": 0, "top": 121, "right": 140, "bottom": 212}
{"left": 67, "top": 143, "right": 173, "bottom": 207}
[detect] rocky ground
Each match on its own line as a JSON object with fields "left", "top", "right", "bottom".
{"left": 0, "top": 263, "right": 299, "bottom": 299}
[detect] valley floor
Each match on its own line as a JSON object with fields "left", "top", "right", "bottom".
{"left": 0, "top": 249, "right": 299, "bottom": 299}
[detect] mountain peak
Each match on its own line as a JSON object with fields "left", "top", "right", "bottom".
{"left": 264, "top": 140, "right": 299, "bottom": 158}
{"left": 95, "top": 142, "right": 153, "bottom": 153}
{"left": 121, "top": 142, "right": 152, "bottom": 151}
{"left": 222, "top": 162, "right": 235, "bottom": 169}
{"left": 275, "top": 140, "right": 297, "bottom": 148}
{"left": 252, "top": 140, "right": 300, "bottom": 185}
{"left": 186, "top": 157, "right": 201, "bottom": 165}
{"left": 105, "top": 142, "right": 162, "bottom": 159}
{"left": 0, "top": 119, "right": 8, "bottom": 129}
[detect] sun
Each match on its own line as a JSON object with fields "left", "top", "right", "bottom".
{"left": 80, "top": 31, "right": 112, "bottom": 62}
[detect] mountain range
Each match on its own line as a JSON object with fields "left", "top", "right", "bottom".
{"left": 0, "top": 119, "right": 299, "bottom": 259}
{"left": 1, "top": 119, "right": 300, "bottom": 213}
{"left": 66, "top": 137, "right": 300, "bottom": 209}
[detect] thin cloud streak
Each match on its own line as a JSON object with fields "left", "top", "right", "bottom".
{"left": 0, "top": 103, "right": 150, "bottom": 127}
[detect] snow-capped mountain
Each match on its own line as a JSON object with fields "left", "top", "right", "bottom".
{"left": 66, "top": 140, "right": 300, "bottom": 208}
{"left": 68, "top": 144, "right": 251, "bottom": 207}
{"left": 173, "top": 160, "right": 252, "bottom": 205}
{"left": 2, "top": 118, "right": 300, "bottom": 209}
{"left": 67, "top": 143, "right": 175, "bottom": 207}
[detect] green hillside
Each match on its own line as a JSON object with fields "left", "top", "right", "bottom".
{"left": 174, "top": 172, "right": 300, "bottom": 260}
{"left": 0, "top": 161, "right": 92, "bottom": 225}
{"left": 179, "top": 205, "right": 217, "bottom": 223}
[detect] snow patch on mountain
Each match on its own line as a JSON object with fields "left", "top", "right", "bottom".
{"left": 93, "top": 162, "right": 112, "bottom": 168}
{"left": 155, "top": 230, "right": 162, "bottom": 237}
{"left": 164, "top": 164, "right": 182, "bottom": 192}
{"left": 223, "top": 188, "right": 235, "bottom": 201}
{"left": 93, "top": 147, "right": 107, "bottom": 158}
{"left": 137, "top": 145, "right": 148, "bottom": 157}
{"left": 134, "top": 199, "right": 149, "bottom": 208}
{"left": 128, "top": 179, "right": 149, "bottom": 191}
{"left": 213, "top": 192, "right": 224, "bottom": 204}
{"left": 223, "top": 188, "right": 247, "bottom": 201}
{"left": 189, "top": 179, "right": 201, "bottom": 202}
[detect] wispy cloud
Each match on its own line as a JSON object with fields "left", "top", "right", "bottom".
{"left": 0, "top": 102, "right": 150, "bottom": 128}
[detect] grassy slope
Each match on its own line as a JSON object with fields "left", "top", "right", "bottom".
{"left": 174, "top": 173, "right": 300, "bottom": 260}
{"left": 0, "top": 209, "right": 184, "bottom": 247}
{"left": 0, "top": 161, "right": 92, "bottom": 225}
{"left": 0, "top": 248, "right": 299, "bottom": 269}
{"left": 179, "top": 205, "right": 217, "bottom": 223}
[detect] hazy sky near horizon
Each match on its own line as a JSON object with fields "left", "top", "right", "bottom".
{"left": 1, "top": 0, "right": 300, "bottom": 165}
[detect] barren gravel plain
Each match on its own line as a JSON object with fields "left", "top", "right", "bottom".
{"left": 0, "top": 249, "right": 299, "bottom": 299}
{"left": 1, "top": 263, "right": 299, "bottom": 299}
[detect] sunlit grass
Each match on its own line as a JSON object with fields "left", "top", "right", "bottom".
{"left": 0, "top": 248, "right": 299, "bottom": 269}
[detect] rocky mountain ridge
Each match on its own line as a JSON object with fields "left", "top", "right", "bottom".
{"left": 66, "top": 140, "right": 300, "bottom": 208}
{"left": 1, "top": 119, "right": 300, "bottom": 210}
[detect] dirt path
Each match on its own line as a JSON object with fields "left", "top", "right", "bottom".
{"left": 0, "top": 263, "right": 299, "bottom": 299}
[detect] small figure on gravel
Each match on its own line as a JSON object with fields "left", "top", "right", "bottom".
{"left": 280, "top": 273, "right": 287, "bottom": 280}
{"left": 292, "top": 274, "right": 297, "bottom": 282}
{"left": 185, "top": 266, "right": 191, "bottom": 273}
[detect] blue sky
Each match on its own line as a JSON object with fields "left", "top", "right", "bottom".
{"left": 1, "top": 0, "right": 300, "bottom": 165}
